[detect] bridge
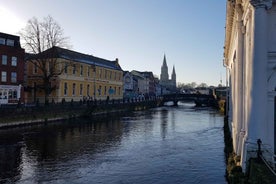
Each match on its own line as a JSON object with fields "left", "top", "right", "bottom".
{"left": 161, "top": 93, "right": 217, "bottom": 107}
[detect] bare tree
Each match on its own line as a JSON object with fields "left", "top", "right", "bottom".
{"left": 197, "top": 83, "right": 208, "bottom": 88}
{"left": 20, "top": 15, "right": 71, "bottom": 104}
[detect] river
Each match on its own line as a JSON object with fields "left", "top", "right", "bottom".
{"left": 0, "top": 102, "right": 227, "bottom": 184}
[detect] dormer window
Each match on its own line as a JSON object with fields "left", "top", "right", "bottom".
{"left": 6, "top": 39, "right": 14, "bottom": 46}
{"left": 0, "top": 38, "right": 5, "bottom": 45}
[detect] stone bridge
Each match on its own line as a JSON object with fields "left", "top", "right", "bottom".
{"left": 161, "top": 93, "right": 217, "bottom": 107}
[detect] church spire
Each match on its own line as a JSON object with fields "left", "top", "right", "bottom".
{"left": 162, "top": 54, "right": 167, "bottom": 67}
{"left": 160, "top": 54, "right": 169, "bottom": 85}
{"left": 171, "top": 65, "right": 176, "bottom": 81}
{"left": 171, "top": 65, "right": 176, "bottom": 90}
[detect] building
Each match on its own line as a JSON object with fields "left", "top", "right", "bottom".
{"left": 131, "top": 70, "right": 147, "bottom": 97}
{"left": 140, "top": 71, "right": 156, "bottom": 97}
{"left": 224, "top": 0, "right": 276, "bottom": 171}
{"left": 160, "top": 55, "right": 176, "bottom": 93}
{"left": 25, "top": 46, "right": 123, "bottom": 103}
{"left": 0, "top": 32, "right": 25, "bottom": 105}
{"left": 129, "top": 70, "right": 157, "bottom": 98}
{"left": 123, "top": 71, "right": 135, "bottom": 99}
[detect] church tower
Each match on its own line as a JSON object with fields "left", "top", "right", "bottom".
{"left": 171, "top": 65, "right": 176, "bottom": 89}
{"left": 160, "top": 54, "right": 169, "bottom": 85}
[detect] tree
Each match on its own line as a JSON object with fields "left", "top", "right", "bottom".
{"left": 20, "top": 16, "right": 70, "bottom": 104}
{"left": 197, "top": 83, "right": 208, "bottom": 88}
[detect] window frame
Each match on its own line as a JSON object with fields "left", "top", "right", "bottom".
{"left": 64, "top": 82, "right": 68, "bottom": 96}
{"left": 6, "top": 39, "right": 14, "bottom": 46}
{"left": 11, "top": 72, "right": 17, "bottom": 83}
{"left": 0, "top": 38, "right": 5, "bottom": 45}
{"left": 72, "top": 83, "right": 76, "bottom": 96}
{"left": 2, "top": 55, "right": 7, "bottom": 65}
{"left": 1, "top": 71, "right": 7, "bottom": 82}
{"left": 11, "top": 56, "right": 17, "bottom": 66}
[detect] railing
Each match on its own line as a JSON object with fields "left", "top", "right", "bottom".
{"left": 259, "top": 142, "right": 276, "bottom": 175}
{"left": 247, "top": 139, "right": 276, "bottom": 176}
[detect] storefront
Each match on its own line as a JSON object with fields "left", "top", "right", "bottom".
{"left": 0, "top": 85, "right": 21, "bottom": 105}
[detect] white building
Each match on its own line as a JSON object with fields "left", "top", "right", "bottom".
{"left": 224, "top": 0, "right": 276, "bottom": 171}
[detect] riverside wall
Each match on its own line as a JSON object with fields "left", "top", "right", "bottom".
{"left": 0, "top": 98, "right": 162, "bottom": 129}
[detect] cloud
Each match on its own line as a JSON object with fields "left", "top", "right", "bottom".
{"left": 0, "top": 6, "right": 25, "bottom": 35}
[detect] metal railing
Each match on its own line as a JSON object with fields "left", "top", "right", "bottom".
{"left": 247, "top": 139, "right": 276, "bottom": 176}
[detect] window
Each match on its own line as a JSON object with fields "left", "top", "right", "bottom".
{"left": 80, "top": 84, "right": 83, "bottom": 96}
{"left": 114, "top": 72, "right": 117, "bottom": 80}
{"left": 6, "top": 39, "right": 14, "bottom": 46}
{"left": 11, "top": 57, "right": 17, "bottom": 66}
{"left": 64, "top": 82, "right": 68, "bottom": 96}
{"left": 99, "top": 69, "right": 102, "bottom": 78}
{"left": 105, "top": 70, "right": 107, "bottom": 79}
{"left": 80, "top": 65, "right": 83, "bottom": 76}
{"left": 119, "top": 87, "right": 121, "bottom": 95}
{"left": 2, "top": 55, "right": 7, "bottom": 65}
{"left": 8, "top": 90, "right": 12, "bottom": 99}
{"left": 87, "top": 84, "right": 90, "bottom": 96}
{"left": 34, "top": 63, "right": 38, "bottom": 74}
{"left": 87, "top": 67, "right": 90, "bottom": 77}
{"left": 11, "top": 72, "right": 17, "bottom": 83}
{"left": 1, "top": 71, "right": 7, "bottom": 82}
{"left": 72, "top": 83, "right": 76, "bottom": 96}
{"left": 12, "top": 90, "right": 17, "bottom": 99}
{"left": 0, "top": 38, "right": 5, "bottom": 45}
{"left": 98, "top": 85, "right": 101, "bottom": 95}
{"left": 64, "top": 63, "right": 68, "bottom": 74}
{"left": 110, "top": 71, "right": 112, "bottom": 79}
{"left": 104, "top": 86, "right": 107, "bottom": 95}
{"left": 73, "top": 64, "right": 76, "bottom": 75}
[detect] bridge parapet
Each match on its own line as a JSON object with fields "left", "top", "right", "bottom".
{"left": 161, "top": 93, "right": 217, "bottom": 107}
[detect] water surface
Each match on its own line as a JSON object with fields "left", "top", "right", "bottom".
{"left": 0, "top": 103, "right": 227, "bottom": 184}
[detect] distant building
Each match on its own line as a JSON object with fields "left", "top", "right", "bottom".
{"left": 130, "top": 70, "right": 157, "bottom": 98}
{"left": 131, "top": 70, "right": 147, "bottom": 96}
{"left": 25, "top": 46, "right": 123, "bottom": 103}
{"left": 123, "top": 71, "right": 135, "bottom": 99}
{"left": 0, "top": 32, "right": 25, "bottom": 105}
{"left": 139, "top": 71, "right": 156, "bottom": 97}
{"left": 160, "top": 55, "right": 176, "bottom": 93}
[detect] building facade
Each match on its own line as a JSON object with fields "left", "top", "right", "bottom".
{"left": 26, "top": 46, "right": 123, "bottom": 103}
{"left": 224, "top": 0, "right": 276, "bottom": 171}
{"left": 160, "top": 55, "right": 176, "bottom": 93}
{"left": 0, "top": 32, "right": 25, "bottom": 105}
{"left": 123, "top": 71, "right": 135, "bottom": 99}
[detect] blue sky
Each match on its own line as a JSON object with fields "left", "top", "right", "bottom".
{"left": 0, "top": 0, "right": 226, "bottom": 86}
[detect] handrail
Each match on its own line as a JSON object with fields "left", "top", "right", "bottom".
{"left": 248, "top": 139, "right": 276, "bottom": 176}
{"left": 260, "top": 155, "right": 276, "bottom": 176}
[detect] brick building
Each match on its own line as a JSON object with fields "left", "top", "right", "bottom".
{"left": 0, "top": 32, "right": 25, "bottom": 105}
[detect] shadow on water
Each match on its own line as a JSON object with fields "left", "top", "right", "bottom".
{"left": 0, "top": 115, "right": 125, "bottom": 183}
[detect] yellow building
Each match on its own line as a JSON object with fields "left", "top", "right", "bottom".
{"left": 26, "top": 46, "right": 123, "bottom": 103}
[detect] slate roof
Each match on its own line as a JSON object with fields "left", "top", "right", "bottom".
{"left": 26, "top": 46, "right": 122, "bottom": 71}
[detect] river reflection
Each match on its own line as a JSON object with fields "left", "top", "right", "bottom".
{"left": 0, "top": 103, "right": 227, "bottom": 184}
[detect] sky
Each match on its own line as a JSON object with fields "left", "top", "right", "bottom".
{"left": 0, "top": 0, "right": 226, "bottom": 86}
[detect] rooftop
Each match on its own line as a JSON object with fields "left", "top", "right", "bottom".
{"left": 26, "top": 46, "right": 122, "bottom": 71}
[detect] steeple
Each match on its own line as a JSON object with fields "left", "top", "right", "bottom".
{"left": 163, "top": 54, "right": 167, "bottom": 67}
{"left": 171, "top": 65, "right": 176, "bottom": 81}
{"left": 160, "top": 54, "right": 169, "bottom": 83}
{"left": 171, "top": 65, "right": 176, "bottom": 88}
